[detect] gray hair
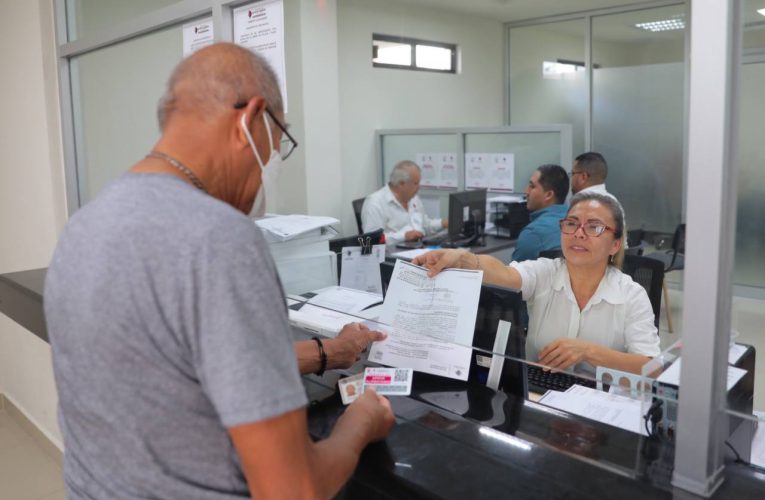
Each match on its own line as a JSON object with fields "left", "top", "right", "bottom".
{"left": 388, "top": 160, "right": 420, "bottom": 186}
{"left": 157, "top": 42, "right": 283, "bottom": 131}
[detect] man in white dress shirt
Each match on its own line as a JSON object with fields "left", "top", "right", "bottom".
{"left": 361, "top": 160, "right": 447, "bottom": 243}
{"left": 570, "top": 152, "right": 616, "bottom": 198}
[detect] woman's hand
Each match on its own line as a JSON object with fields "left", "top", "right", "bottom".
{"left": 411, "top": 249, "right": 474, "bottom": 278}
{"left": 538, "top": 338, "right": 597, "bottom": 371}
{"left": 325, "top": 323, "right": 386, "bottom": 369}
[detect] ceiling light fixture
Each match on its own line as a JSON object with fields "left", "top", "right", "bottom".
{"left": 635, "top": 17, "right": 685, "bottom": 32}
{"left": 758, "top": 8, "right": 765, "bottom": 16}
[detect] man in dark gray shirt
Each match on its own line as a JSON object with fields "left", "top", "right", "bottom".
{"left": 45, "top": 43, "right": 394, "bottom": 499}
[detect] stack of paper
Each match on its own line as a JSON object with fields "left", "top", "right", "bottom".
{"left": 254, "top": 214, "right": 339, "bottom": 295}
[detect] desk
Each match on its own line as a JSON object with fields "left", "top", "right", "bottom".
{"left": 294, "top": 324, "right": 765, "bottom": 499}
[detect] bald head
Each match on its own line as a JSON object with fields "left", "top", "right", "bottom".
{"left": 157, "top": 43, "right": 282, "bottom": 130}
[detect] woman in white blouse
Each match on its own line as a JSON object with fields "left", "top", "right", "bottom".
{"left": 413, "top": 192, "right": 660, "bottom": 374}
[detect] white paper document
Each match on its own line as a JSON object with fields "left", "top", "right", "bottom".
{"left": 416, "top": 153, "right": 440, "bottom": 188}
{"left": 368, "top": 260, "right": 483, "bottom": 381}
{"left": 465, "top": 153, "right": 491, "bottom": 189}
{"left": 729, "top": 343, "right": 748, "bottom": 364}
{"left": 656, "top": 358, "right": 747, "bottom": 391}
{"left": 182, "top": 17, "right": 214, "bottom": 57}
{"left": 539, "top": 384, "right": 648, "bottom": 435}
{"left": 233, "top": 1, "right": 288, "bottom": 111}
{"left": 307, "top": 286, "right": 382, "bottom": 315}
{"left": 339, "top": 245, "right": 385, "bottom": 296}
{"left": 437, "top": 153, "right": 459, "bottom": 188}
{"left": 255, "top": 215, "right": 339, "bottom": 241}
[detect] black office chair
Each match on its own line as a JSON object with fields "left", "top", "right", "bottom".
{"left": 625, "top": 229, "right": 646, "bottom": 256}
{"left": 351, "top": 198, "right": 366, "bottom": 234}
{"left": 621, "top": 254, "right": 665, "bottom": 329}
{"left": 329, "top": 228, "right": 384, "bottom": 279}
{"left": 644, "top": 223, "right": 685, "bottom": 332}
{"left": 538, "top": 248, "right": 563, "bottom": 260}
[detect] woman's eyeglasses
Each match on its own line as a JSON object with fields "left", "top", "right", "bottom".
{"left": 559, "top": 218, "right": 615, "bottom": 237}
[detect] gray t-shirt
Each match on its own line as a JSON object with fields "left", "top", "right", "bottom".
{"left": 45, "top": 174, "right": 308, "bottom": 499}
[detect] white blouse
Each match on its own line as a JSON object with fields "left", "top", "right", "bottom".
{"left": 510, "top": 258, "right": 660, "bottom": 373}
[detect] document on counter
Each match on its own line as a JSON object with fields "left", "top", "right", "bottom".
{"left": 656, "top": 358, "right": 747, "bottom": 391}
{"left": 538, "top": 384, "right": 647, "bottom": 436}
{"left": 288, "top": 303, "right": 358, "bottom": 338}
{"left": 307, "top": 286, "right": 382, "bottom": 314}
{"left": 339, "top": 245, "right": 385, "bottom": 296}
{"left": 255, "top": 214, "right": 339, "bottom": 241}
{"left": 368, "top": 260, "right": 483, "bottom": 381}
{"left": 389, "top": 248, "right": 431, "bottom": 260}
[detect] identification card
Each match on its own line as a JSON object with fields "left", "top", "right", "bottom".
{"left": 338, "top": 373, "right": 364, "bottom": 405}
{"left": 362, "top": 367, "right": 413, "bottom": 396}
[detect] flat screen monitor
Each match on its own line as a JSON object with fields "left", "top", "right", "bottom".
{"left": 448, "top": 189, "right": 488, "bottom": 244}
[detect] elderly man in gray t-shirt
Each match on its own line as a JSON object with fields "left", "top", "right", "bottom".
{"left": 45, "top": 43, "right": 394, "bottom": 499}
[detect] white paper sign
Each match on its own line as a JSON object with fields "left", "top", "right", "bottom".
{"left": 465, "top": 153, "right": 490, "bottom": 189}
{"left": 417, "top": 153, "right": 439, "bottom": 188}
{"left": 233, "top": 1, "right": 288, "bottom": 112}
{"left": 489, "top": 153, "right": 515, "bottom": 192}
{"left": 437, "top": 153, "right": 459, "bottom": 188}
{"left": 182, "top": 17, "right": 214, "bottom": 57}
{"left": 339, "top": 245, "right": 385, "bottom": 296}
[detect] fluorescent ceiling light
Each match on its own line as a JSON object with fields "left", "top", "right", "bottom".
{"left": 635, "top": 18, "right": 685, "bottom": 32}
{"left": 758, "top": 8, "right": 765, "bottom": 16}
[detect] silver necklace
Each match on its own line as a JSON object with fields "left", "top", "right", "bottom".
{"left": 146, "top": 151, "right": 208, "bottom": 193}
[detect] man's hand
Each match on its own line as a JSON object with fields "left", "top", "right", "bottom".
{"left": 339, "top": 388, "right": 395, "bottom": 443}
{"left": 326, "top": 323, "right": 386, "bottom": 369}
{"left": 412, "top": 249, "right": 472, "bottom": 278}
{"left": 538, "top": 338, "right": 595, "bottom": 371}
{"left": 404, "top": 229, "right": 424, "bottom": 241}
{"left": 441, "top": 218, "right": 448, "bottom": 228}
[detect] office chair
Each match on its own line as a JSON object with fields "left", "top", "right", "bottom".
{"left": 622, "top": 254, "right": 665, "bottom": 329}
{"left": 644, "top": 223, "right": 685, "bottom": 333}
{"left": 538, "top": 248, "right": 563, "bottom": 259}
{"left": 351, "top": 198, "right": 366, "bottom": 234}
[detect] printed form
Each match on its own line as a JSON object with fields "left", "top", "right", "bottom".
{"left": 368, "top": 260, "right": 483, "bottom": 381}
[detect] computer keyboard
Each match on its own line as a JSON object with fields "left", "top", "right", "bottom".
{"left": 421, "top": 233, "right": 449, "bottom": 246}
{"left": 526, "top": 365, "right": 597, "bottom": 393}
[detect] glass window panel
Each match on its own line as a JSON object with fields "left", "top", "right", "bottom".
{"left": 373, "top": 40, "right": 412, "bottom": 66}
{"left": 592, "top": 5, "right": 685, "bottom": 235}
{"left": 66, "top": 0, "right": 182, "bottom": 41}
{"left": 71, "top": 24, "right": 186, "bottom": 202}
{"left": 509, "top": 20, "right": 586, "bottom": 156}
{"left": 415, "top": 44, "right": 451, "bottom": 71}
{"left": 743, "top": 1, "right": 765, "bottom": 50}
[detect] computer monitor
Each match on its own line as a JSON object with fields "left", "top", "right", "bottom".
{"left": 448, "top": 189, "right": 488, "bottom": 246}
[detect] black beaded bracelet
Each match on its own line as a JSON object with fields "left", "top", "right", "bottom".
{"left": 312, "top": 336, "right": 327, "bottom": 376}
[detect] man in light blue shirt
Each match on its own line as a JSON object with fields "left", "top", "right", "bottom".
{"left": 512, "top": 164, "right": 569, "bottom": 261}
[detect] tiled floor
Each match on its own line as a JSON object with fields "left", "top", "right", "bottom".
{"left": 0, "top": 409, "right": 64, "bottom": 500}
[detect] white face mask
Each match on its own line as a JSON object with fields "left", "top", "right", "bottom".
{"left": 240, "top": 112, "right": 282, "bottom": 218}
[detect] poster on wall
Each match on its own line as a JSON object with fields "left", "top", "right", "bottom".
{"left": 488, "top": 153, "right": 515, "bottom": 192}
{"left": 182, "top": 17, "right": 214, "bottom": 57}
{"left": 233, "top": 0, "right": 288, "bottom": 112}
{"left": 416, "top": 153, "right": 439, "bottom": 188}
{"left": 436, "top": 153, "right": 458, "bottom": 189}
{"left": 464, "top": 153, "right": 490, "bottom": 189}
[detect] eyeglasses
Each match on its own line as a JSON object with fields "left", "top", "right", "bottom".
{"left": 559, "top": 218, "right": 615, "bottom": 237}
{"left": 234, "top": 102, "right": 298, "bottom": 160}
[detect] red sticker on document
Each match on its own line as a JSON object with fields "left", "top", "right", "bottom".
{"left": 338, "top": 373, "right": 364, "bottom": 405}
{"left": 363, "top": 367, "right": 413, "bottom": 396}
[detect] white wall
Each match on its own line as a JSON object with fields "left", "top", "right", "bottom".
{"left": 0, "top": 0, "right": 66, "bottom": 446}
{"left": 337, "top": 0, "right": 505, "bottom": 235}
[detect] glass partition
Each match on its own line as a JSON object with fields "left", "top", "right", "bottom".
{"left": 70, "top": 22, "right": 192, "bottom": 202}
{"left": 509, "top": 20, "right": 586, "bottom": 155}
{"left": 65, "top": 0, "right": 183, "bottom": 41}
{"left": 592, "top": 5, "right": 686, "bottom": 235}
